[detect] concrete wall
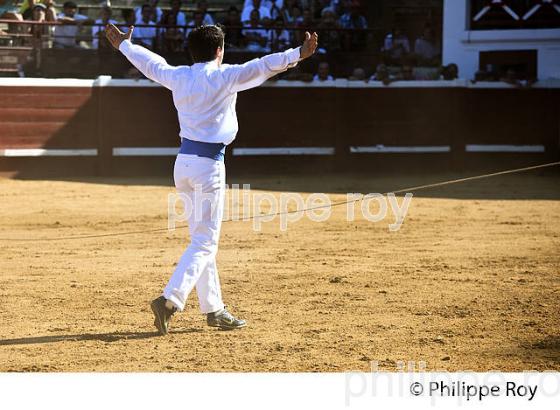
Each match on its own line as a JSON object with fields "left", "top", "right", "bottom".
{"left": 442, "top": 0, "right": 560, "bottom": 81}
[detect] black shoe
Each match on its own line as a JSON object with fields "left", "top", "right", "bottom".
{"left": 207, "top": 308, "right": 246, "bottom": 330}
{"left": 150, "top": 296, "right": 176, "bottom": 335}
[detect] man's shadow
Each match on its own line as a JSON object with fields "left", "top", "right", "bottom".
{"left": 0, "top": 329, "right": 202, "bottom": 346}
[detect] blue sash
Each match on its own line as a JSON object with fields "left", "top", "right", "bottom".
{"left": 179, "top": 138, "right": 226, "bottom": 161}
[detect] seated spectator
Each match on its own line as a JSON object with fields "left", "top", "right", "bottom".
{"left": 382, "top": 27, "right": 410, "bottom": 63}
{"left": 222, "top": 6, "right": 245, "bottom": 50}
{"left": 132, "top": 4, "right": 157, "bottom": 49}
{"left": 241, "top": 0, "right": 271, "bottom": 24}
{"left": 317, "top": 7, "right": 341, "bottom": 53}
{"left": 92, "top": 5, "right": 116, "bottom": 49}
{"left": 243, "top": 0, "right": 284, "bottom": 18}
{"left": 0, "top": 0, "right": 23, "bottom": 35}
{"left": 414, "top": 26, "right": 440, "bottom": 66}
{"left": 339, "top": 1, "right": 368, "bottom": 51}
{"left": 186, "top": 9, "right": 204, "bottom": 37}
{"left": 314, "top": 61, "right": 334, "bottom": 82}
{"left": 281, "top": 0, "right": 302, "bottom": 25}
{"left": 268, "top": 0, "right": 283, "bottom": 20}
{"left": 53, "top": 1, "right": 90, "bottom": 49}
{"left": 370, "top": 63, "right": 394, "bottom": 86}
{"left": 268, "top": 16, "right": 291, "bottom": 51}
{"left": 396, "top": 64, "right": 415, "bottom": 81}
{"left": 159, "top": 7, "right": 184, "bottom": 52}
{"left": 243, "top": 8, "right": 268, "bottom": 52}
{"left": 441, "top": 63, "right": 458, "bottom": 80}
{"left": 19, "top": 0, "right": 53, "bottom": 20}
{"left": 134, "top": 0, "right": 162, "bottom": 24}
{"left": 196, "top": 1, "right": 214, "bottom": 25}
{"left": 313, "top": 0, "right": 338, "bottom": 19}
{"left": 122, "top": 8, "right": 136, "bottom": 26}
{"left": 348, "top": 67, "right": 366, "bottom": 81}
{"left": 166, "top": 0, "right": 187, "bottom": 27}
{"left": 295, "top": 7, "right": 314, "bottom": 44}
{"left": 28, "top": 3, "right": 54, "bottom": 47}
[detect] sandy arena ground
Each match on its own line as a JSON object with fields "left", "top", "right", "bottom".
{"left": 0, "top": 171, "right": 559, "bottom": 372}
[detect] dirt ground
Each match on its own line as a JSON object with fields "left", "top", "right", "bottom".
{"left": 0, "top": 171, "right": 559, "bottom": 372}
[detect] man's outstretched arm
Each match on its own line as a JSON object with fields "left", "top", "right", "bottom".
{"left": 105, "top": 24, "right": 177, "bottom": 90}
{"left": 223, "top": 32, "right": 319, "bottom": 94}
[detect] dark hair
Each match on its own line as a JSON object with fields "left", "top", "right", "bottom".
{"left": 228, "top": 6, "right": 239, "bottom": 13}
{"left": 187, "top": 25, "right": 225, "bottom": 63}
{"left": 141, "top": 3, "right": 152, "bottom": 12}
{"left": 63, "top": 1, "right": 77, "bottom": 8}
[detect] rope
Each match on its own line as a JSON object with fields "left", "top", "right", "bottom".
{"left": 1, "top": 161, "right": 558, "bottom": 243}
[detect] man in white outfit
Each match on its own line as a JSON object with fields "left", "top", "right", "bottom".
{"left": 105, "top": 23, "right": 318, "bottom": 334}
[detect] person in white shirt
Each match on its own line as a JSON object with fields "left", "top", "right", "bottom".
{"left": 414, "top": 26, "right": 440, "bottom": 65}
{"left": 133, "top": 4, "right": 157, "bottom": 49}
{"left": 105, "top": 22, "right": 318, "bottom": 334}
{"left": 382, "top": 27, "right": 410, "bottom": 62}
{"left": 243, "top": 8, "right": 269, "bottom": 52}
{"left": 92, "top": 5, "right": 117, "bottom": 49}
{"left": 185, "top": 9, "right": 204, "bottom": 38}
{"left": 174, "top": 0, "right": 187, "bottom": 25}
{"left": 134, "top": 0, "right": 162, "bottom": 24}
{"left": 313, "top": 61, "right": 333, "bottom": 81}
{"left": 268, "top": 16, "right": 291, "bottom": 51}
{"left": 241, "top": 0, "right": 271, "bottom": 23}
{"left": 53, "top": 1, "right": 89, "bottom": 48}
{"left": 196, "top": 0, "right": 214, "bottom": 25}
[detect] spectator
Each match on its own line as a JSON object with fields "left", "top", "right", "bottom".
{"left": 165, "top": 0, "right": 187, "bottom": 27}
{"left": 441, "top": 63, "right": 458, "bottom": 80}
{"left": 382, "top": 27, "right": 410, "bottom": 63}
{"left": 132, "top": 4, "right": 157, "bottom": 49}
{"left": 159, "top": 7, "right": 184, "bottom": 52}
{"left": 186, "top": 9, "right": 204, "bottom": 37}
{"left": 295, "top": 7, "right": 314, "bottom": 44}
{"left": 92, "top": 5, "right": 116, "bottom": 49}
{"left": 122, "top": 8, "right": 136, "bottom": 26}
{"left": 222, "top": 6, "right": 245, "bottom": 50}
{"left": 19, "top": 0, "right": 53, "bottom": 20}
{"left": 314, "top": 0, "right": 339, "bottom": 19}
{"left": 414, "top": 25, "right": 440, "bottom": 66}
{"left": 53, "top": 1, "right": 90, "bottom": 49}
{"left": 243, "top": 0, "right": 284, "bottom": 17}
{"left": 196, "top": 1, "right": 214, "bottom": 25}
{"left": 268, "top": 0, "right": 283, "bottom": 20}
{"left": 134, "top": 0, "right": 162, "bottom": 24}
{"left": 241, "top": 0, "right": 271, "bottom": 24}
{"left": 0, "top": 0, "right": 23, "bottom": 36}
{"left": 28, "top": 3, "right": 53, "bottom": 48}
{"left": 370, "top": 63, "right": 393, "bottom": 85}
{"left": 280, "top": 0, "right": 302, "bottom": 25}
{"left": 348, "top": 67, "right": 366, "bottom": 81}
{"left": 243, "top": 8, "right": 268, "bottom": 52}
{"left": 396, "top": 64, "right": 415, "bottom": 81}
{"left": 314, "top": 61, "right": 334, "bottom": 81}
{"left": 339, "top": 1, "right": 367, "bottom": 51}
{"left": 268, "top": 16, "right": 291, "bottom": 51}
{"left": 317, "top": 7, "right": 341, "bottom": 53}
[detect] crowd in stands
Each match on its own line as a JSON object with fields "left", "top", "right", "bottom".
{"left": 1, "top": 0, "right": 477, "bottom": 83}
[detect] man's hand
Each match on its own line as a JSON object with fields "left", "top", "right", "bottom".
{"left": 300, "top": 31, "right": 318, "bottom": 60}
{"left": 106, "top": 24, "right": 134, "bottom": 50}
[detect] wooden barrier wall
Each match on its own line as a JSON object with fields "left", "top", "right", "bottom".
{"left": 0, "top": 80, "right": 558, "bottom": 176}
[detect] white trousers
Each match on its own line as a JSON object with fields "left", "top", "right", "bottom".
{"left": 163, "top": 154, "right": 226, "bottom": 314}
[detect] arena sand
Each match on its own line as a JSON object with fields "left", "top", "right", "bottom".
{"left": 0, "top": 172, "right": 558, "bottom": 372}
